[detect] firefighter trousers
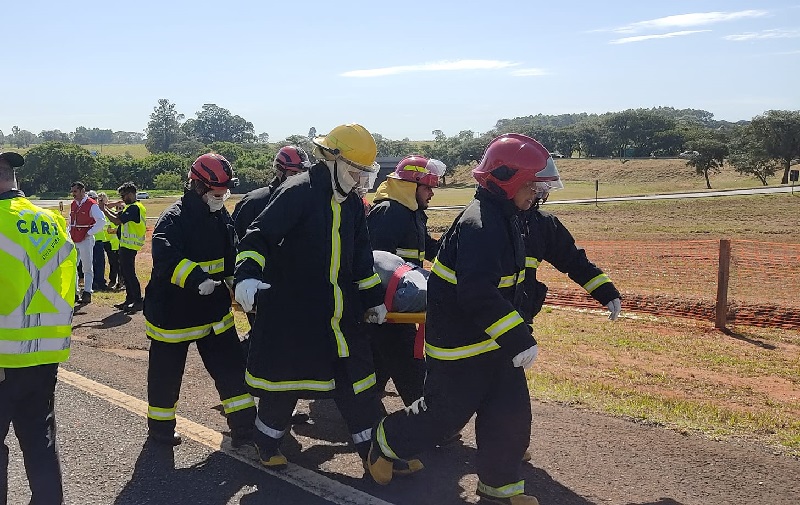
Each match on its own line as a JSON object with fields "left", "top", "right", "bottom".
{"left": 368, "top": 323, "right": 425, "bottom": 407}
{"left": 147, "top": 327, "right": 256, "bottom": 437}
{"left": 254, "top": 363, "right": 383, "bottom": 460}
{"left": 377, "top": 355, "right": 531, "bottom": 490}
{"left": 0, "top": 364, "right": 63, "bottom": 505}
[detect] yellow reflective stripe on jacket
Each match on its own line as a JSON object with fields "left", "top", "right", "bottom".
{"left": 245, "top": 369, "right": 336, "bottom": 393}
{"left": 396, "top": 248, "right": 424, "bottom": 261}
{"left": 353, "top": 373, "right": 376, "bottom": 395}
{"left": 431, "top": 258, "right": 457, "bottom": 284}
{"left": 356, "top": 273, "right": 381, "bottom": 290}
{"left": 198, "top": 258, "right": 225, "bottom": 275}
{"left": 171, "top": 258, "right": 199, "bottom": 288}
{"left": 525, "top": 257, "right": 541, "bottom": 269}
{"left": 477, "top": 480, "right": 525, "bottom": 499}
{"left": 485, "top": 311, "right": 524, "bottom": 339}
{"left": 120, "top": 201, "right": 146, "bottom": 250}
{"left": 376, "top": 419, "right": 400, "bottom": 460}
{"left": 583, "top": 273, "right": 611, "bottom": 294}
{"left": 145, "top": 312, "right": 234, "bottom": 343}
{"left": 236, "top": 250, "right": 265, "bottom": 269}
{"left": 328, "top": 198, "right": 349, "bottom": 358}
{"left": 497, "top": 269, "right": 526, "bottom": 288}
{"left": 221, "top": 393, "right": 255, "bottom": 414}
{"left": 425, "top": 338, "right": 501, "bottom": 361}
{"left": 147, "top": 404, "right": 177, "bottom": 421}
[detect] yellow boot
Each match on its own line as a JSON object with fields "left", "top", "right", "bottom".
{"left": 478, "top": 494, "right": 540, "bottom": 505}
{"left": 256, "top": 444, "right": 288, "bottom": 470}
{"left": 366, "top": 441, "right": 394, "bottom": 485}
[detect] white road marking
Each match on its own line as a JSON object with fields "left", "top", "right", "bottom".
{"left": 57, "top": 368, "right": 394, "bottom": 505}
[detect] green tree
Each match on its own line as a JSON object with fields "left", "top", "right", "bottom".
{"left": 685, "top": 138, "right": 729, "bottom": 189}
{"left": 20, "top": 142, "right": 98, "bottom": 195}
{"left": 97, "top": 154, "right": 143, "bottom": 189}
{"left": 139, "top": 153, "right": 189, "bottom": 189}
{"left": 153, "top": 172, "right": 185, "bottom": 191}
{"left": 208, "top": 141, "right": 245, "bottom": 164}
{"left": 168, "top": 140, "right": 207, "bottom": 159}
{"left": 182, "top": 104, "right": 255, "bottom": 144}
{"left": 749, "top": 110, "right": 800, "bottom": 184}
{"left": 145, "top": 99, "right": 185, "bottom": 154}
{"left": 280, "top": 134, "right": 313, "bottom": 155}
{"left": 39, "top": 130, "right": 70, "bottom": 143}
{"left": 728, "top": 125, "right": 780, "bottom": 186}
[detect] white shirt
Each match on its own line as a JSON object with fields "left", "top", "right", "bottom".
{"left": 70, "top": 195, "right": 107, "bottom": 237}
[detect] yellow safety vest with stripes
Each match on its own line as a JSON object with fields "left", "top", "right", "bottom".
{"left": 0, "top": 195, "right": 77, "bottom": 368}
{"left": 106, "top": 221, "right": 120, "bottom": 250}
{"left": 120, "top": 201, "right": 146, "bottom": 251}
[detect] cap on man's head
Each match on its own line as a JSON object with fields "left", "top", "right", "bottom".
{"left": 0, "top": 152, "right": 24, "bottom": 168}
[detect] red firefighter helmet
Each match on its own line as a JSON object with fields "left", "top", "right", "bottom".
{"left": 274, "top": 145, "right": 311, "bottom": 173}
{"left": 388, "top": 155, "right": 446, "bottom": 188}
{"left": 189, "top": 153, "right": 239, "bottom": 189}
{"left": 472, "top": 133, "right": 560, "bottom": 199}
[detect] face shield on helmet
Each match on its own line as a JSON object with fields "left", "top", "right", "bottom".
{"left": 472, "top": 133, "right": 560, "bottom": 200}
{"left": 312, "top": 123, "right": 380, "bottom": 173}
{"left": 532, "top": 179, "right": 564, "bottom": 205}
{"left": 390, "top": 155, "right": 446, "bottom": 188}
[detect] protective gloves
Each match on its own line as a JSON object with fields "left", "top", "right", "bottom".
{"left": 198, "top": 278, "right": 222, "bottom": 296}
{"left": 365, "top": 303, "right": 388, "bottom": 324}
{"left": 512, "top": 344, "right": 539, "bottom": 369}
{"left": 234, "top": 279, "right": 271, "bottom": 313}
{"left": 605, "top": 298, "right": 622, "bottom": 321}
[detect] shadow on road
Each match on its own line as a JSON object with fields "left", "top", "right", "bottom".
{"left": 292, "top": 399, "right": 597, "bottom": 505}
{"left": 73, "top": 311, "right": 132, "bottom": 330}
{"left": 113, "top": 439, "right": 255, "bottom": 505}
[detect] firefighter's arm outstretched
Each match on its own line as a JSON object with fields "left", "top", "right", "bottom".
{"left": 540, "top": 212, "right": 621, "bottom": 320}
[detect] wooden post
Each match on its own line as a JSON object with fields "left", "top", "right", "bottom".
{"left": 715, "top": 239, "right": 731, "bottom": 329}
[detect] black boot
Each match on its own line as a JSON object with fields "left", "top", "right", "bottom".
{"left": 147, "top": 430, "right": 182, "bottom": 446}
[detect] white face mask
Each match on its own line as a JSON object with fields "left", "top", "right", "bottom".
{"left": 203, "top": 189, "right": 229, "bottom": 212}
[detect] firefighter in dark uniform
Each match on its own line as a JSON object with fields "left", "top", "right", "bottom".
{"left": 235, "top": 124, "right": 422, "bottom": 475}
{"left": 144, "top": 153, "right": 256, "bottom": 447}
{"left": 367, "top": 134, "right": 560, "bottom": 505}
{"left": 366, "top": 155, "right": 445, "bottom": 406}
{"left": 521, "top": 180, "right": 621, "bottom": 323}
{"left": 232, "top": 145, "right": 311, "bottom": 332}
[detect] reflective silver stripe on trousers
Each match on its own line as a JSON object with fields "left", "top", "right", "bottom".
{"left": 352, "top": 427, "right": 372, "bottom": 444}
{"left": 0, "top": 232, "right": 74, "bottom": 330}
{"left": 255, "top": 417, "right": 286, "bottom": 440}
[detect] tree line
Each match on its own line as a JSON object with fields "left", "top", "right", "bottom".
{"left": 5, "top": 100, "right": 800, "bottom": 195}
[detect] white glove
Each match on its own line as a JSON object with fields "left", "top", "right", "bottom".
{"left": 198, "top": 278, "right": 222, "bottom": 296}
{"left": 512, "top": 344, "right": 539, "bottom": 369}
{"left": 605, "top": 298, "right": 621, "bottom": 321}
{"left": 365, "top": 303, "right": 388, "bottom": 324}
{"left": 234, "top": 279, "right": 271, "bottom": 312}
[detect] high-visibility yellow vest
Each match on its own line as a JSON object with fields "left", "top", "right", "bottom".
{"left": 94, "top": 225, "right": 108, "bottom": 242}
{"left": 106, "top": 221, "right": 120, "bottom": 251}
{"left": 120, "top": 201, "right": 146, "bottom": 251}
{"left": 0, "top": 196, "right": 77, "bottom": 368}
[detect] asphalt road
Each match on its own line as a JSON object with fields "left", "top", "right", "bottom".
{"left": 6, "top": 303, "right": 800, "bottom": 505}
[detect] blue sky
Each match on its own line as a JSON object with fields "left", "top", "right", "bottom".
{"left": 2, "top": 1, "right": 799, "bottom": 141}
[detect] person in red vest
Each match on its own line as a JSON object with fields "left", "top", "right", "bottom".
{"left": 68, "top": 181, "right": 106, "bottom": 305}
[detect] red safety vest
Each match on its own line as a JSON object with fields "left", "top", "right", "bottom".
{"left": 69, "top": 197, "right": 97, "bottom": 243}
